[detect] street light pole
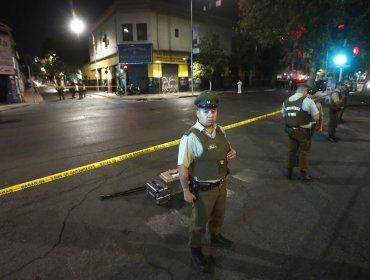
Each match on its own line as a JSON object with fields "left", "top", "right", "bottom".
{"left": 91, "top": 33, "right": 100, "bottom": 92}
{"left": 70, "top": 17, "right": 99, "bottom": 92}
{"left": 190, "top": 0, "right": 194, "bottom": 96}
{"left": 333, "top": 54, "right": 347, "bottom": 83}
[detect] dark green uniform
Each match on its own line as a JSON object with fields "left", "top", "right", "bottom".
{"left": 284, "top": 96, "right": 312, "bottom": 172}
{"left": 328, "top": 90, "right": 343, "bottom": 138}
{"left": 186, "top": 126, "right": 230, "bottom": 248}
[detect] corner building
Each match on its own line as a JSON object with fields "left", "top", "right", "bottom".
{"left": 81, "top": 0, "right": 234, "bottom": 93}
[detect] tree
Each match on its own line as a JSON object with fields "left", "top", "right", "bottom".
{"left": 237, "top": 0, "right": 370, "bottom": 84}
{"left": 231, "top": 33, "right": 284, "bottom": 87}
{"left": 194, "top": 33, "right": 228, "bottom": 90}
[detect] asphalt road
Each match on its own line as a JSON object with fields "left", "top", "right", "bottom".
{"left": 0, "top": 89, "right": 369, "bottom": 279}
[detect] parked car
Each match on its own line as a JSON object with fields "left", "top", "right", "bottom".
{"left": 356, "top": 78, "right": 370, "bottom": 93}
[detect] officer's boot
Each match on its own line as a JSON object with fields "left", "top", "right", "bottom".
{"left": 191, "top": 247, "right": 209, "bottom": 272}
{"left": 300, "top": 170, "right": 312, "bottom": 181}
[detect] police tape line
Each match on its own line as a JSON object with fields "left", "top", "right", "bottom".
{"left": 223, "top": 110, "right": 280, "bottom": 130}
{"left": 0, "top": 110, "right": 280, "bottom": 197}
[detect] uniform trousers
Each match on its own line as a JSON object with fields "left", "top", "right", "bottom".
{"left": 328, "top": 109, "right": 340, "bottom": 137}
{"left": 189, "top": 180, "right": 227, "bottom": 248}
{"left": 287, "top": 128, "right": 311, "bottom": 171}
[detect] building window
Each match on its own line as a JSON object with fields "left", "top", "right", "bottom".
{"left": 122, "top": 24, "right": 133, "bottom": 41}
{"left": 137, "top": 23, "right": 147, "bottom": 41}
{"left": 175, "top": 28, "right": 179, "bottom": 38}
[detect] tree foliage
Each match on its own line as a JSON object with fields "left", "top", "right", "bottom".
{"left": 237, "top": 0, "right": 370, "bottom": 82}
{"left": 194, "top": 33, "right": 227, "bottom": 89}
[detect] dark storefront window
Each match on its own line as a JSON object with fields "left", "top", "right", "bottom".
{"left": 122, "top": 24, "right": 133, "bottom": 41}
{"left": 136, "top": 23, "right": 147, "bottom": 41}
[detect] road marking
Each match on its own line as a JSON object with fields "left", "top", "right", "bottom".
{"left": 0, "top": 110, "right": 280, "bottom": 196}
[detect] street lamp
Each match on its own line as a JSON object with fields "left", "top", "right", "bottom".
{"left": 190, "top": 0, "right": 194, "bottom": 95}
{"left": 333, "top": 54, "right": 347, "bottom": 83}
{"left": 70, "top": 18, "right": 99, "bottom": 92}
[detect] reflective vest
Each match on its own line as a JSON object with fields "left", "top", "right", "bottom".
{"left": 284, "top": 96, "right": 311, "bottom": 127}
{"left": 185, "top": 126, "right": 230, "bottom": 181}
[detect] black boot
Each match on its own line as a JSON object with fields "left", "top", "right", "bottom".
{"left": 191, "top": 247, "right": 209, "bottom": 272}
{"left": 287, "top": 168, "right": 293, "bottom": 179}
{"left": 210, "top": 234, "right": 233, "bottom": 248}
{"left": 300, "top": 171, "right": 312, "bottom": 181}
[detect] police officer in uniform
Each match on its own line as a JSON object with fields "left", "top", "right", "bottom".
{"left": 328, "top": 84, "right": 348, "bottom": 142}
{"left": 178, "top": 91, "right": 237, "bottom": 272}
{"left": 282, "top": 84, "right": 320, "bottom": 181}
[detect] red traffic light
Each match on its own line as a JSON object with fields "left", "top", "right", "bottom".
{"left": 353, "top": 46, "right": 359, "bottom": 55}
{"left": 123, "top": 64, "right": 128, "bottom": 70}
{"left": 337, "top": 24, "right": 345, "bottom": 29}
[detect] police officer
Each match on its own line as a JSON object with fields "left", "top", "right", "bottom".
{"left": 282, "top": 84, "right": 320, "bottom": 181}
{"left": 328, "top": 84, "right": 348, "bottom": 142}
{"left": 178, "top": 91, "right": 237, "bottom": 272}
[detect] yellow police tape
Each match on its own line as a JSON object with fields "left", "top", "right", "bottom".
{"left": 0, "top": 110, "right": 281, "bottom": 196}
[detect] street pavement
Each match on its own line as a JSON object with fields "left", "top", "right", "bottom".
{"left": 1, "top": 87, "right": 370, "bottom": 279}
{"left": 0, "top": 86, "right": 276, "bottom": 111}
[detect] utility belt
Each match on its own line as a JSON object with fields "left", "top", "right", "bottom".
{"left": 290, "top": 126, "right": 311, "bottom": 131}
{"left": 197, "top": 179, "right": 224, "bottom": 190}
{"left": 286, "top": 125, "right": 314, "bottom": 139}
{"left": 189, "top": 177, "right": 224, "bottom": 197}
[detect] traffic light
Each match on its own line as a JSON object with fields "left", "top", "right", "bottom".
{"left": 335, "top": 23, "right": 347, "bottom": 46}
{"left": 337, "top": 23, "right": 345, "bottom": 29}
{"left": 120, "top": 64, "right": 128, "bottom": 71}
{"left": 353, "top": 46, "right": 359, "bottom": 55}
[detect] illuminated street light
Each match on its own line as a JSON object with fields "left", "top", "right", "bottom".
{"left": 333, "top": 54, "right": 347, "bottom": 82}
{"left": 70, "top": 17, "right": 100, "bottom": 92}
{"left": 190, "top": 0, "right": 194, "bottom": 95}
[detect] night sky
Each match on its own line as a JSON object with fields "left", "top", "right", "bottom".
{"left": 0, "top": 0, "right": 237, "bottom": 61}
{"left": 0, "top": 0, "right": 115, "bottom": 59}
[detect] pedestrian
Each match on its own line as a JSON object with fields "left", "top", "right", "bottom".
{"left": 56, "top": 81, "right": 65, "bottom": 101}
{"left": 328, "top": 84, "right": 348, "bottom": 142}
{"left": 177, "top": 90, "right": 237, "bottom": 272}
{"left": 338, "top": 83, "right": 349, "bottom": 123}
{"left": 78, "top": 82, "right": 83, "bottom": 99}
{"left": 282, "top": 84, "right": 320, "bottom": 181}
{"left": 70, "top": 81, "right": 76, "bottom": 99}
{"left": 82, "top": 83, "right": 86, "bottom": 98}
{"left": 309, "top": 90, "right": 324, "bottom": 132}
{"left": 237, "top": 79, "right": 242, "bottom": 94}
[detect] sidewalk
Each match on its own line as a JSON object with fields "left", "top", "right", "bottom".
{"left": 90, "top": 90, "right": 203, "bottom": 100}
{"left": 0, "top": 88, "right": 266, "bottom": 112}
{"left": 0, "top": 88, "right": 44, "bottom": 112}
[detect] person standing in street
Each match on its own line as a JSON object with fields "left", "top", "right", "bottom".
{"left": 328, "top": 84, "right": 348, "bottom": 142}
{"left": 237, "top": 80, "right": 242, "bottom": 94}
{"left": 178, "top": 91, "right": 237, "bottom": 272}
{"left": 282, "top": 84, "right": 320, "bottom": 181}
{"left": 82, "top": 83, "right": 87, "bottom": 98}
{"left": 70, "top": 81, "right": 76, "bottom": 99}
{"left": 309, "top": 90, "right": 324, "bottom": 132}
{"left": 56, "top": 80, "right": 65, "bottom": 101}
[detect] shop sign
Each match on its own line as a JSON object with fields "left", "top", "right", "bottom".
{"left": 0, "top": 35, "right": 14, "bottom": 75}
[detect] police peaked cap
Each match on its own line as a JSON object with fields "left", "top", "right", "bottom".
{"left": 297, "top": 83, "right": 317, "bottom": 95}
{"left": 194, "top": 90, "right": 219, "bottom": 108}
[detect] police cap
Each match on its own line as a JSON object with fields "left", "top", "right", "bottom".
{"left": 297, "top": 83, "right": 317, "bottom": 95}
{"left": 194, "top": 90, "right": 219, "bottom": 109}
{"left": 337, "top": 84, "right": 349, "bottom": 94}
